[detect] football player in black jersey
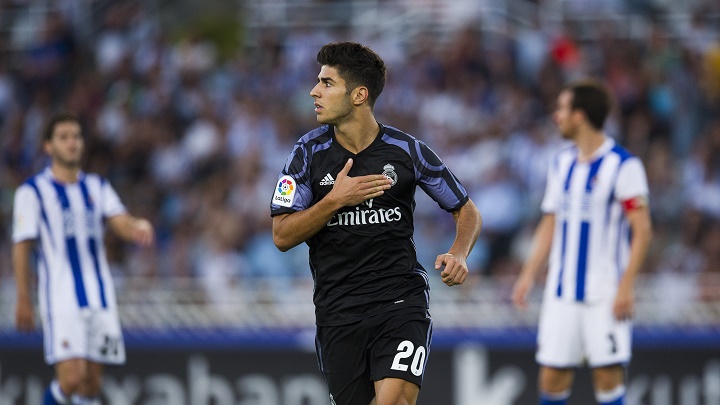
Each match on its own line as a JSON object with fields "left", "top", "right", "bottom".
{"left": 271, "top": 42, "right": 482, "bottom": 405}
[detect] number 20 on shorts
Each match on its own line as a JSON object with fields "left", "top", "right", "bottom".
{"left": 390, "top": 340, "right": 426, "bottom": 376}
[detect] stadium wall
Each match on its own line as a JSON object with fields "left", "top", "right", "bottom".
{"left": 1, "top": 329, "right": 720, "bottom": 404}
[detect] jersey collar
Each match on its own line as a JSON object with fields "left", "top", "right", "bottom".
{"left": 43, "top": 166, "right": 85, "bottom": 185}
{"left": 577, "top": 136, "right": 615, "bottom": 163}
{"left": 329, "top": 122, "right": 385, "bottom": 156}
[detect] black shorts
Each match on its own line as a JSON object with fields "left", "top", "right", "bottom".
{"left": 315, "top": 307, "right": 433, "bottom": 405}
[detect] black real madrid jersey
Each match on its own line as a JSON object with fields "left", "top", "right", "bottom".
{"left": 270, "top": 124, "right": 469, "bottom": 326}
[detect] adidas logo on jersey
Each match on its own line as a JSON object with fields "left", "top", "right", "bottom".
{"left": 320, "top": 173, "right": 335, "bottom": 186}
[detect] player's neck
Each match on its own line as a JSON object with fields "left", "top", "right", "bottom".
{"left": 575, "top": 130, "right": 606, "bottom": 162}
{"left": 50, "top": 163, "right": 81, "bottom": 183}
{"left": 333, "top": 113, "right": 380, "bottom": 154}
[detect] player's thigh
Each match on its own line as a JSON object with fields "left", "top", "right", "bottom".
{"left": 369, "top": 308, "right": 432, "bottom": 390}
{"left": 536, "top": 297, "right": 583, "bottom": 368}
{"left": 316, "top": 322, "right": 375, "bottom": 405}
{"left": 373, "top": 377, "right": 420, "bottom": 405}
{"left": 583, "top": 301, "right": 631, "bottom": 368}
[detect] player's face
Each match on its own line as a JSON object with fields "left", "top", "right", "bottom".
{"left": 310, "top": 65, "right": 354, "bottom": 125}
{"left": 553, "top": 90, "right": 578, "bottom": 140}
{"left": 45, "top": 121, "right": 84, "bottom": 168}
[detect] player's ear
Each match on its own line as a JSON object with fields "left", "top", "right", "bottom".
{"left": 572, "top": 108, "right": 587, "bottom": 125}
{"left": 43, "top": 139, "right": 52, "bottom": 155}
{"left": 352, "top": 86, "right": 369, "bottom": 106}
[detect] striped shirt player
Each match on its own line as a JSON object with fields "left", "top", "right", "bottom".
{"left": 537, "top": 138, "right": 649, "bottom": 367}
{"left": 512, "top": 81, "right": 652, "bottom": 405}
{"left": 13, "top": 113, "right": 153, "bottom": 405}
{"left": 13, "top": 168, "right": 127, "bottom": 365}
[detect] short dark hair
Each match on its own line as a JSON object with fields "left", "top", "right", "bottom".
{"left": 565, "top": 80, "right": 612, "bottom": 131}
{"left": 316, "top": 42, "right": 386, "bottom": 108}
{"left": 44, "top": 112, "right": 80, "bottom": 141}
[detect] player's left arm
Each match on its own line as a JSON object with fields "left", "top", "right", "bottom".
{"left": 107, "top": 214, "right": 154, "bottom": 247}
{"left": 100, "top": 179, "right": 154, "bottom": 247}
{"left": 435, "top": 199, "right": 482, "bottom": 287}
{"left": 614, "top": 197, "right": 653, "bottom": 321}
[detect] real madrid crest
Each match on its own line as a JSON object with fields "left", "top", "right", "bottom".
{"left": 382, "top": 163, "right": 397, "bottom": 186}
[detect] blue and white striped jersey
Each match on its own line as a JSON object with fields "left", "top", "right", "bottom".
{"left": 541, "top": 138, "right": 649, "bottom": 303}
{"left": 12, "top": 168, "right": 127, "bottom": 313}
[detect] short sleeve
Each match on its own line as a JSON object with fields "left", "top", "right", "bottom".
{"left": 270, "top": 145, "right": 314, "bottom": 216}
{"left": 415, "top": 141, "right": 469, "bottom": 212}
{"left": 101, "top": 180, "right": 127, "bottom": 218}
{"left": 614, "top": 158, "right": 649, "bottom": 202}
{"left": 540, "top": 160, "right": 561, "bottom": 214}
{"left": 12, "top": 185, "right": 40, "bottom": 243}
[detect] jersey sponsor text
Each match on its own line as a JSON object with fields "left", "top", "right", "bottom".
{"left": 327, "top": 205, "right": 402, "bottom": 227}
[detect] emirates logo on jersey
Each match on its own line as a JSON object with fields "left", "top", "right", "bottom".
{"left": 326, "top": 199, "right": 402, "bottom": 227}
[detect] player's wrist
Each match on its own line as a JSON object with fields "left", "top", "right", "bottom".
{"left": 446, "top": 249, "right": 467, "bottom": 260}
{"left": 321, "top": 191, "right": 346, "bottom": 212}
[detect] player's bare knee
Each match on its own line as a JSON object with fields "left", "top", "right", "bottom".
{"left": 72, "top": 367, "right": 103, "bottom": 396}
{"left": 592, "top": 365, "right": 624, "bottom": 391}
{"left": 83, "top": 374, "right": 103, "bottom": 395}
{"left": 58, "top": 372, "right": 83, "bottom": 394}
{"left": 539, "top": 367, "right": 574, "bottom": 393}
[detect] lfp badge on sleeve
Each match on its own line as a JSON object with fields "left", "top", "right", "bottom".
{"left": 273, "top": 175, "right": 296, "bottom": 207}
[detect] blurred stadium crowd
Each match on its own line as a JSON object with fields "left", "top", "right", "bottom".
{"left": 0, "top": 0, "right": 719, "bottom": 328}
